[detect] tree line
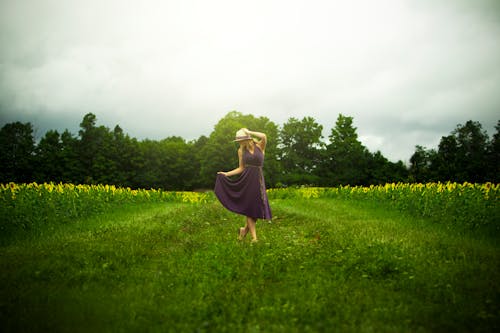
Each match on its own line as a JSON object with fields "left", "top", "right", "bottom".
{"left": 1, "top": 111, "right": 498, "bottom": 189}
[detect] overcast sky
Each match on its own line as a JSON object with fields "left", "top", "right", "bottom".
{"left": 1, "top": 0, "right": 499, "bottom": 162}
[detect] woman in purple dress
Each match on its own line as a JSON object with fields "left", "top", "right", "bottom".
{"left": 215, "top": 128, "right": 272, "bottom": 242}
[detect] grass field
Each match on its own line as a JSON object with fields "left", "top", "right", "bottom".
{"left": 1, "top": 197, "right": 499, "bottom": 332}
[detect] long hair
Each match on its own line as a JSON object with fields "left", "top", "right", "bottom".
{"left": 239, "top": 139, "right": 256, "bottom": 153}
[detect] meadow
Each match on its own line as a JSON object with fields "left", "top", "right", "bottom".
{"left": 0, "top": 182, "right": 499, "bottom": 332}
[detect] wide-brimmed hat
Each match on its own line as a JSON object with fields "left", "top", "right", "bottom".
{"left": 233, "top": 129, "right": 252, "bottom": 142}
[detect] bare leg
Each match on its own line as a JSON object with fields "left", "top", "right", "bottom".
{"left": 246, "top": 216, "right": 257, "bottom": 242}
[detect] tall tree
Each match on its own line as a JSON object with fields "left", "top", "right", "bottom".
{"left": 409, "top": 145, "right": 436, "bottom": 183}
{"left": 34, "top": 130, "right": 63, "bottom": 182}
{"left": 0, "top": 122, "right": 35, "bottom": 183}
{"left": 60, "top": 129, "right": 82, "bottom": 183}
{"left": 109, "top": 125, "right": 142, "bottom": 188}
{"left": 134, "top": 137, "right": 197, "bottom": 190}
{"left": 279, "top": 116, "right": 323, "bottom": 185}
{"left": 136, "top": 139, "right": 163, "bottom": 189}
{"left": 324, "top": 114, "right": 369, "bottom": 186}
{"left": 162, "top": 137, "right": 198, "bottom": 190}
{"left": 365, "top": 150, "right": 408, "bottom": 185}
{"left": 78, "top": 113, "right": 116, "bottom": 184}
{"left": 435, "top": 134, "right": 459, "bottom": 181}
{"left": 78, "top": 113, "right": 99, "bottom": 183}
{"left": 190, "top": 135, "right": 209, "bottom": 189}
{"left": 487, "top": 120, "right": 500, "bottom": 182}
{"left": 452, "top": 120, "right": 489, "bottom": 182}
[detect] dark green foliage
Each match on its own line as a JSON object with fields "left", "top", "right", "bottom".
{"left": 453, "top": 120, "right": 490, "bottom": 182}
{"left": 409, "top": 145, "right": 435, "bottom": 182}
{"left": 324, "top": 114, "right": 369, "bottom": 185}
{"left": 34, "top": 130, "right": 64, "bottom": 182}
{"left": 0, "top": 112, "right": 497, "bottom": 188}
{"left": 366, "top": 151, "right": 408, "bottom": 185}
{"left": 488, "top": 120, "right": 500, "bottom": 182}
{"left": 0, "top": 122, "right": 35, "bottom": 182}
{"left": 410, "top": 120, "right": 497, "bottom": 183}
{"left": 109, "top": 125, "right": 143, "bottom": 188}
{"left": 59, "top": 129, "right": 81, "bottom": 183}
{"left": 137, "top": 137, "right": 198, "bottom": 190}
{"left": 279, "top": 116, "right": 323, "bottom": 185}
{"left": 319, "top": 114, "right": 408, "bottom": 186}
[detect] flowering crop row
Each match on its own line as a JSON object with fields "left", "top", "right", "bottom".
{"left": 2, "top": 182, "right": 498, "bottom": 238}
{"left": 0, "top": 182, "right": 212, "bottom": 237}
{"left": 268, "top": 182, "right": 499, "bottom": 229}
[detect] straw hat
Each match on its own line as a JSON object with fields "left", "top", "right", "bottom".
{"left": 233, "top": 129, "right": 252, "bottom": 141}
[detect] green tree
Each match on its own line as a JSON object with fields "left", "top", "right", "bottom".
{"left": 487, "top": 120, "right": 500, "bottom": 182}
{"left": 0, "top": 122, "right": 35, "bottom": 183}
{"left": 453, "top": 120, "right": 489, "bottom": 182}
{"left": 411, "top": 120, "right": 496, "bottom": 183}
{"left": 109, "top": 125, "right": 142, "bottom": 188}
{"left": 135, "top": 137, "right": 196, "bottom": 190}
{"left": 387, "top": 160, "right": 409, "bottom": 183}
{"left": 78, "top": 113, "right": 116, "bottom": 184}
{"left": 190, "top": 135, "right": 209, "bottom": 189}
{"left": 434, "top": 134, "right": 459, "bottom": 181}
{"left": 34, "top": 130, "right": 64, "bottom": 182}
{"left": 324, "top": 114, "right": 369, "bottom": 186}
{"left": 136, "top": 139, "right": 163, "bottom": 189}
{"left": 160, "top": 136, "right": 197, "bottom": 190}
{"left": 60, "top": 129, "right": 82, "bottom": 183}
{"left": 365, "top": 150, "right": 408, "bottom": 185}
{"left": 279, "top": 116, "right": 323, "bottom": 185}
{"left": 78, "top": 113, "right": 99, "bottom": 183}
{"left": 409, "top": 145, "right": 437, "bottom": 183}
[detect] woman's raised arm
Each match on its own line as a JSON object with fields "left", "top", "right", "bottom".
{"left": 244, "top": 128, "right": 267, "bottom": 153}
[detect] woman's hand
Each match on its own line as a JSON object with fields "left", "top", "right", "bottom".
{"left": 242, "top": 128, "right": 267, "bottom": 153}
{"left": 217, "top": 171, "right": 227, "bottom": 176}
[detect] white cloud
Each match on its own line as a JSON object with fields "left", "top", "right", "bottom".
{"left": 1, "top": 0, "right": 499, "bottom": 161}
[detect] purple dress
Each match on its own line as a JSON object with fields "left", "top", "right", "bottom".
{"left": 214, "top": 145, "right": 272, "bottom": 220}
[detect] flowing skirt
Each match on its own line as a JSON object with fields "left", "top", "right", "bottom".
{"left": 214, "top": 166, "right": 272, "bottom": 220}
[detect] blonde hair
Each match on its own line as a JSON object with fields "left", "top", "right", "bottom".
{"left": 239, "top": 139, "right": 256, "bottom": 153}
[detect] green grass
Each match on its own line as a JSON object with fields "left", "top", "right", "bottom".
{"left": 1, "top": 199, "right": 499, "bottom": 332}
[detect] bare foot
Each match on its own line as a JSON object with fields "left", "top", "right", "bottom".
{"left": 238, "top": 227, "right": 247, "bottom": 240}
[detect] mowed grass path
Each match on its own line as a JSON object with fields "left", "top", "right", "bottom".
{"left": 1, "top": 199, "right": 499, "bottom": 332}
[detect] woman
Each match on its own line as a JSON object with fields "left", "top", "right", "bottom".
{"left": 214, "top": 128, "right": 272, "bottom": 242}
